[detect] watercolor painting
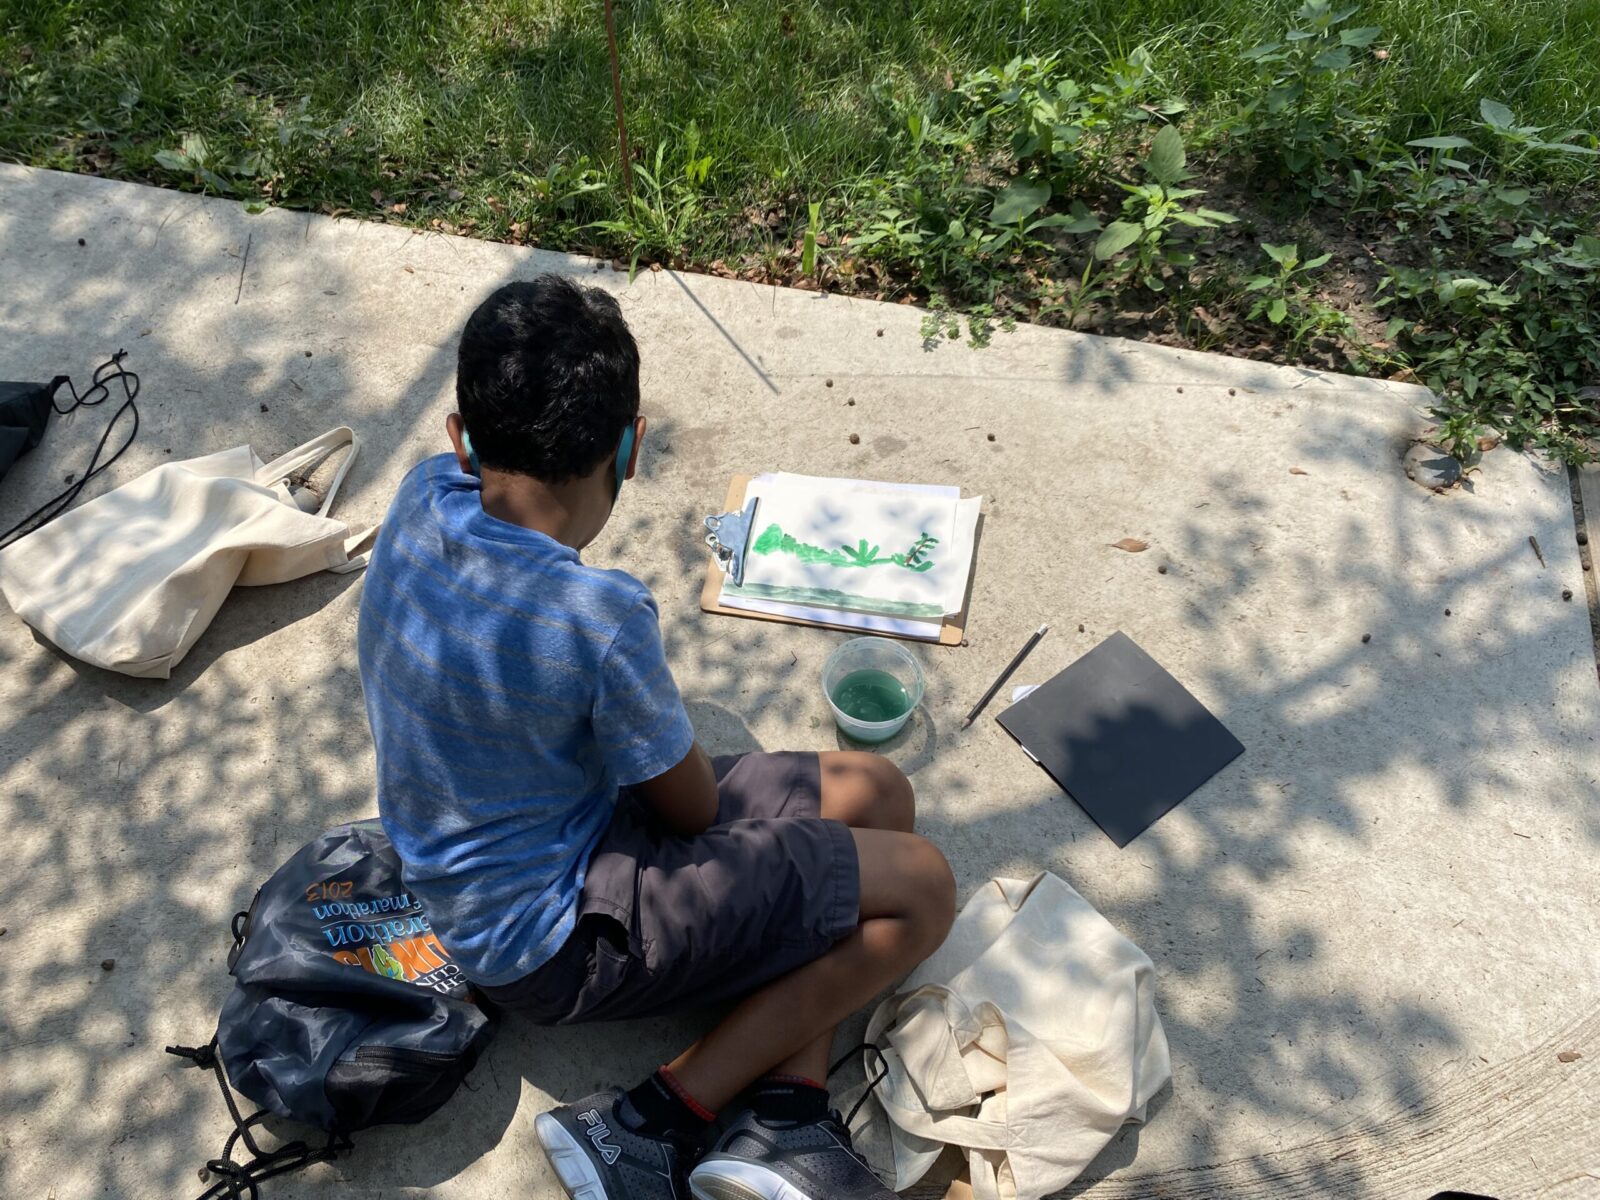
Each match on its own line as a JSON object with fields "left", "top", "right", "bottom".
{"left": 751, "top": 524, "right": 939, "bottom": 572}
{"left": 718, "top": 473, "right": 982, "bottom": 629}
{"left": 724, "top": 479, "right": 961, "bottom": 617}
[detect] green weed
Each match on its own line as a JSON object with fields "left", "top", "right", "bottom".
{"left": 1095, "top": 126, "right": 1237, "bottom": 293}
{"left": 1244, "top": 243, "right": 1354, "bottom": 358}
{"left": 1230, "top": 0, "right": 1387, "bottom": 189}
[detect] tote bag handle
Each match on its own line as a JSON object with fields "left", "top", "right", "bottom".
{"left": 255, "top": 427, "right": 361, "bottom": 520}
{"left": 258, "top": 427, "right": 379, "bottom": 573}
{"left": 329, "top": 527, "right": 379, "bottom": 575}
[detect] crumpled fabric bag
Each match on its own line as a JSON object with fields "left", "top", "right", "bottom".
{"left": 0, "top": 426, "right": 376, "bottom": 678}
{"left": 847, "top": 872, "right": 1171, "bottom": 1200}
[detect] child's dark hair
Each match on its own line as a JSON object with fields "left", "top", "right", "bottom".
{"left": 455, "top": 276, "right": 640, "bottom": 482}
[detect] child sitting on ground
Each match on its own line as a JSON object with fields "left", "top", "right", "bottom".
{"left": 357, "top": 274, "right": 955, "bottom": 1200}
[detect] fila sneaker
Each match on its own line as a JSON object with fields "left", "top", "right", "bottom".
{"left": 689, "top": 1105, "right": 898, "bottom": 1200}
{"left": 535, "top": 1087, "right": 698, "bottom": 1200}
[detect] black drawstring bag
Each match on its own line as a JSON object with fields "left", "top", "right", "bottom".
{"left": 168, "top": 819, "right": 496, "bottom": 1198}
{"left": 0, "top": 375, "right": 60, "bottom": 476}
{"left": 0, "top": 350, "right": 140, "bottom": 550}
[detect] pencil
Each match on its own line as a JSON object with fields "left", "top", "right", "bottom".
{"left": 960, "top": 624, "right": 1049, "bottom": 729}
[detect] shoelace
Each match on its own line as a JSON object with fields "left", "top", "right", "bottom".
{"left": 827, "top": 1041, "right": 891, "bottom": 1133}
{"left": 0, "top": 350, "right": 140, "bottom": 550}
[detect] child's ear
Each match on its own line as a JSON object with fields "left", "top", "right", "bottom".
{"left": 445, "top": 413, "right": 474, "bottom": 474}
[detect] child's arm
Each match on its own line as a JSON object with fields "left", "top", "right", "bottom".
{"left": 633, "top": 742, "right": 719, "bottom": 837}
{"left": 595, "top": 598, "right": 704, "bottom": 830}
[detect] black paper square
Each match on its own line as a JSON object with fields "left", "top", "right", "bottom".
{"left": 997, "top": 631, "right": 1243, "bottom": 846}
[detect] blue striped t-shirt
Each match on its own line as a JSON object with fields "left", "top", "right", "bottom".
{"left": 356, "top": 455, "right": 695, "bottom": 986}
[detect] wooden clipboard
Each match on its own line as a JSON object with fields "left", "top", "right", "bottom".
{"left": 699, "top": 475, "right": 971, "bottom": 646}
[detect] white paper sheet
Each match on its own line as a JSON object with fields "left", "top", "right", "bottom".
{"left": 722, "top": 474, "right": 977, "bottom": 620}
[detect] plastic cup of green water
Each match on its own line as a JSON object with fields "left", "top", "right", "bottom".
{"left": 822, "top": 637, "right": 925, "bottom": 744}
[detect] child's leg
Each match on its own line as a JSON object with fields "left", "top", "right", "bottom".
{"left": 753, "top": 750, "right": 916, "bottom": 1085}
{"left": 663, "top": 754, "right": 952, "bottom": 1111}
{"left": 531, "top": 751, "right": 947, "bottom": 1200}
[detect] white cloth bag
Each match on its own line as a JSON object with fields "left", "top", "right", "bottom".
{"left": 849, "top": 872, "right": 1171, "bottom": 1200}
{"left": 0, "top": 427, "right": 375, "bottom": 678}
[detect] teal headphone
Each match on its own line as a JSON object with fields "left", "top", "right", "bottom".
{"left": 612, "top": 424, "right": 636, "bottom": 498}
{"left": 463, "top": 424, "right": 635, "bottom": 500}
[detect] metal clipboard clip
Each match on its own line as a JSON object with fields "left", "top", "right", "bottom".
{"left": 703, "top": 495, "right": 760, "bottom": 587}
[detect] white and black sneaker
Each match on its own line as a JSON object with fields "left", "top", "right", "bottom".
{"left": 689, "top": 1106, "right": 897, "bottom": 1200}
{"left": 535, "top": 1088, "right": 699, "bottom": 1200}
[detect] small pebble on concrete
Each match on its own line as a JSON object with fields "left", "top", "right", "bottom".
{"left": 848, "top": 433, "right": 860, "bottom": 444}
{"left": 1362, "top": 633, "right": 1372, "bottom": 643}
{"left": 77, "top": 238, "right": 86, "bottom": 247}
{"left": 987, "top": 433, "right": 996, "bottom": 442}
{"left": 1562, "top": 589, "right": 1573, "bottom": 601}
{"left": 825, "top": 379, "right": 833, "bottom": 388}
{"left": 1404, "top": 442, "right": 1462, "bottom": 491}
{"left": 1157, "top": 564, "right": 1168, "bottom": 574}
{"left": 101, "top": 959, "right": 115, "bottom": 972}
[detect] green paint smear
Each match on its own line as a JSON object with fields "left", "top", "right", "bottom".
{"left": 723, "top": 580, "right": 945, "bottom": 619}
{"left": 751, "top": 523, "right": 937, "bottom": 572}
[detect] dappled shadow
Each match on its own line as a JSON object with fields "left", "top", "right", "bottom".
{"left": 1, "top": 163, "right": 1596, "bottom": 1200}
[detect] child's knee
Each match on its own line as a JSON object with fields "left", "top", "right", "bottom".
{"left": 901, "top": 835, "right": 956, "bottom": 953}
{"left": 868, "top": 756, "right": 915, "bottom": 831}
{"left": 821, "top": 751, "right": 915, "bottom": 831}
{"left": 921, "top": 841, "right": 958, "bottom": 935}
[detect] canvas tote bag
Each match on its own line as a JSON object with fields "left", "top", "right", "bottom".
{"left": 845, "top": 872, "right": 1172, "bottom": 1200}
{"left": 0, "top": 427, "right": 376, "bottom": 678}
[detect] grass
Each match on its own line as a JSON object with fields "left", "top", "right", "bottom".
{"left": 3, "top": 0, "right": 1598, "bottom": 458}
{"left": 6, "top": 1, "right": 1596, "bottom": 201}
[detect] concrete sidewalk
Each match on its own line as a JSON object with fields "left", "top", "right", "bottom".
{"left": 1, "top": 163, "right": 1595, "bottom": 1200}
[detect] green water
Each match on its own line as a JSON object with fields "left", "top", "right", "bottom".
{"left": 830, "top": 668, "right": 912, "bottom": 724}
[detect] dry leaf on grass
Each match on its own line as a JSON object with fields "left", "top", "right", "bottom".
{"left": 1289, "top": 467, "right": 1309, "bottom": 475}
{"left": 1110, "top": 538, "right": 1149, "bottom": 553}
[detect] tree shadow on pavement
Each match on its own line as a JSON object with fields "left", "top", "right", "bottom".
{"left": 0, "top": 164, "right": 1595, "bottom": 1200}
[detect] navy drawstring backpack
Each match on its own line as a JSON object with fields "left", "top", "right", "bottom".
{"left": 168, "top": 819, "right": 496, "bottom": 1198}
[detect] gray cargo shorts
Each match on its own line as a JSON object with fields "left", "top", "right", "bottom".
{"left": 479, "top": 751, "right": 860, "bottom": 1023}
